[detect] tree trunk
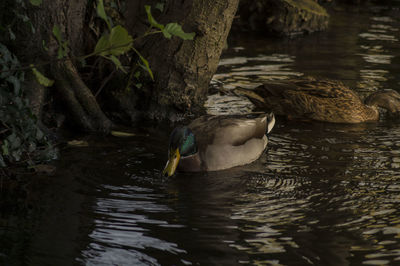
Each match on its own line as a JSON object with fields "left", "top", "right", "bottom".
{"left": 125, "top": 0, "right": 240, "bottom": 120}
{"left": 21, "top": 0, "right": 113, "bottom": 132}
{"left": 5, "top": 0, "right": 239, "bottom": 132}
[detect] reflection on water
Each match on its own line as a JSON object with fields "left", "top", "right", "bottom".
{"left": 79, "top": 185, "right": 186, "bottom": 265}
{"left": 209, "top": 6, "right": 400, "bottom": 114}
{"left": 358, "top": 14, "right": 399, "bottom": 95}
{"left": 2, "top": 5, "right": 400, "bottom": 266}
{"left": 228, "top": 122, "right": 400, "bottom": 265}
{"left": 52, "top": 122, "right": 399, "bottom": 266}
{"left": 208, "top": 54, "right": 302, "bottom": 115}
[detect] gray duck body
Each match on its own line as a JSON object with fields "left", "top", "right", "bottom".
{"left": 179, "top": 113, "right": 272, "bottom": 172}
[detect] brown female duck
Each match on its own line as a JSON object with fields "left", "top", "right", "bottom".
{"left": 236, "top": 77, "right": 400, "bottom": 123}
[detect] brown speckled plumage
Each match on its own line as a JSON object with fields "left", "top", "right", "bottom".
{"left": 236, "top": 77, "right": 400, "bottom": 123}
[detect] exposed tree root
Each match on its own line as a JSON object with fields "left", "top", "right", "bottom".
{"left": 52, "top": 59, "right": 113, "bottom": 132}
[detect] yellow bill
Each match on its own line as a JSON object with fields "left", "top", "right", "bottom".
{"left": 162, "top": 148, "right": 181, "bottom": 177}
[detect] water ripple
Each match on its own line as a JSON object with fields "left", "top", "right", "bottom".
{"left": 80, "top": 185, "right": 187, "bottom": 265}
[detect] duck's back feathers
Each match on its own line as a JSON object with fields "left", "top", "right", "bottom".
{"left": 248, "top": 77, "right": 379, "bottom": 123}
{"left": 183, "top": 113, "right": 270, "bottom": 171}
{"left": 188, "top": 114, "right": 267, "bottom": 146}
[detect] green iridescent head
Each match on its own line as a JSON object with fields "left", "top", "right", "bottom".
{"left": 163, "top": 127, "right": 197, "bottom": 177}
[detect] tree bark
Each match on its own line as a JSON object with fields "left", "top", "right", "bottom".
{"left": 125, "top": 0, "right": 240, "bottom": 120}
{"left": 21, "top": 0, "right": 113, "bottom": 132}
{"left": 5, "top": 0, "right": 239, "bottom": 132}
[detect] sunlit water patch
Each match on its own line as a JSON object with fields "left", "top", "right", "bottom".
{"left": 208, "top": 54, "right": 302, "bottom": 115}
{"left": 78, "top": 185, "right": 187, "bottom": 265}
{"left": 227, "top": 122, "right": 400, "bottom": 265}
{"left": 357, "top": 13, "right": 400, "bottom": 95}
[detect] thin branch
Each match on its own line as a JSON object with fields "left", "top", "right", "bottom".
{"left": 0, "top": 128, "right": 9, "bottom": 135}
{"left": 132, "top": 30, "right": 162, "bottom": 42}
{"left": 0, "top": 41, "right": 135, "bottom": 74}
{"left": 1, "top": 121, "right": 11, "bottom": 130}
{"left": 95, "top": 68, "right": 116, "bottom": 98}
{"left": 0, "top": 28, "right": 164, "bottom": 75}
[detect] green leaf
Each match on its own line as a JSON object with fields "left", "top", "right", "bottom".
{"left": 108, "top": 55, "right": 126, "bottom": 73}
{"left": 58, "top": 40, "right": 69, "bottom": 58}
{"left": 144, "top": 5, "right": 164, "bottom": 30}
{"left": 28, "top": 142, "right": 36, "bottom": 153}
{"left": 163, "top": 23, "right": 195, "bottom": 40}
{"left": 8, "top": 133, "right": 16, "bottom": 143}
{"left": 108, "top": 25, "right": 133, "bottom": 55}
{"left": 111, "top": 131, "right": 135, "bottom": 137}
{"left": 0, "top": 154, "right": 6, "bottom": 167}
{"left": 97, "top": 0, "right": 111, "bottom": 30}
{"left": 67, "top": 140, "right": 89, "bottom": 147}
{"left": 138, "top": 55, "right": 154, "bottom": 81}
{"left": 7, "top": 76, "right": 21, "bottom": 95}
{"left": 8, "top": 28, "right": 16, "bottom": 40}
{"left": 94, "top": 26, "right": 133, "bottom": 56}
{"left": 52, "top": 25, "right": 62, "bottom": 43}
{"left": 57, "top": 47, "right": 64, "bottom": 59}
{"left": 28, "top": 21, "right": 36, "bottom": 34}
{"left": 42, "top": 40, "right": 49, "bottom": 51}
{"left": 29, "top": 0, "right": 42, "bottom": 6}
{"left": 94, "top": 34, "right": 109, "bottom": 56}
{"left": 16, "top": 13, "right": 29, "bottom": 23}
{"left": 155, "top": 3, "right": 164, "bottom": 12}
{"left": 2, "top": 140, "right": 9, "bottom": 156}
{"left": 10, "top": 136, "right": 21, "bottom": 150}
{"left": 31, "top": 65, "right": 54, "bottom": 87}
{"left": 11, "top": 150, "right": 21, "bottom": 161}
{"left": 134, "top": 71, "right": 141, "bottom": 79}
{"left": 36, "top": 128, "right": 44, "bottom": 140}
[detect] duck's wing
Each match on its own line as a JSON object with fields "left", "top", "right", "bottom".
{"left": 188, "top": 114, "right": 269, "bottom": 171}
{"left": 254, "top": 77, "right": 364, "bottom": 121}
{"left": 188, "top": 114, "right": 267, "bottom": 148}
{"left": 258, "top": 78, "right": 352, "bottom": 100}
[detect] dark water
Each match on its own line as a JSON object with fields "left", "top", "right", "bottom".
{"left": 2, "top": 5, "right": 400, "bottom": 266}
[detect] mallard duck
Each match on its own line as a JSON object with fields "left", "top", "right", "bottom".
{"left": 163, "top": 112, "right": 275, "bottom": 176}
{"left": 234, "top": 77, "right": 400, "bottom": 123}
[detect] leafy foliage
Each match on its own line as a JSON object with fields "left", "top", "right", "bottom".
{"left": 144, "top": 5, "right": 195, "bottom": 40}
{"left": 29, "top": 0, "right": 42, "bottom": 6}
{"left": 0, "top": 0, "right": 58, "bottom": 168}
{"left": 0, "top": 44, "right": 55, "bottom": 168}
{"left": 31, "top": 65, "right": 54, "bottom": 87}
{"left": 136, "top": 50, "right": 154, "bottom": 81}
{"left": 163, "top": 23, "right": 195, "bottom": 40}
{"left": 94, "top": 25, "right": 133, "bottom": 72}
{"left": 145, "top": 5, "right": 165, "bottom": 30}
{"left": 96, "top": 0, "right": 112, "bottom": 31}
{"left": 1, "top": 0, "right": 36, "bottom": 42}
{"left": 93, "top": 2, "right": 195, "bottom": 82}
{"left": 52, "top": 25, "right": 69, "bottom": 59}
